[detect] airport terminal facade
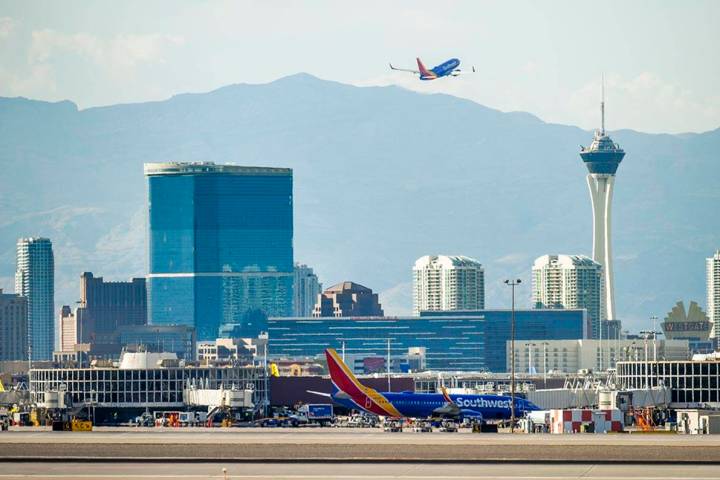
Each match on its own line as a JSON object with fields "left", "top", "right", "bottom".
{"left": 30, "top": 362, "right": 267, "bottom": 421}
{"left": 617, "top": 359, "right": 720, "bottom": 407}
{"left": 268, "top": 309, "right": 586, "bottom": 372}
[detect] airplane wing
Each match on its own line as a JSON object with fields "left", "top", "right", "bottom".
{"left": 306, "top": 390, "right": 332, "bottom": 398}
{"left": 449, "top": 66, "right": 477, "bottom": 76}
{"left": 433, "top": 403, "right": 461, "bottom": 416}
{"left": 389, "top": 63, "right": 420, "bottom": 74}
{"left": 435, "top": 387, "right": 484, "bottom": 421}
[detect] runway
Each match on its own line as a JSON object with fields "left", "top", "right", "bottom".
{"left": 1, "top": 462, "right": 720, "bottom": 479}
{"left": 1, "top": 427, "right": 720, "bottom": 463}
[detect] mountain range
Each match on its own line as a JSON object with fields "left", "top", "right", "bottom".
{"left": 1, "top": 73, "right": 718, "bottom": 331}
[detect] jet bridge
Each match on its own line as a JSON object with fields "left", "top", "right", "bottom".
{"left": 183, "top": 387, "right": 254, "bottom": 409}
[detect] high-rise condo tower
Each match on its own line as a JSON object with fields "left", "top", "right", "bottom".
{"left": 15, "top": 237, "right": 54, "bottom": 361}
{"left": 579, "top": 83, "right": 625, "bottom": 323}
{"left": 412, "top": 255, "right": 485, "bottom": 315}
{"left": 708, "top": 250, "right": 720, "bottom": 337}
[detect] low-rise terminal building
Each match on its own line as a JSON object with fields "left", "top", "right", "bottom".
{"left": 29, "top": 351, "right": 266, "bottom": 423}
{"left": 617, "top": 357, "right": 720, "bottom": 408}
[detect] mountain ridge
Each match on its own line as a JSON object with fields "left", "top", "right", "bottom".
{"left": 5, "top": 72, "right": 720, "bottom": 136}
{"left": 0, "top": 74, "right": 718, "bottom": 330}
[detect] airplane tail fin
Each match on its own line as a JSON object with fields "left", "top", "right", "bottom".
{"left": 416, "top": 57, "right": 432, "bottom": 77}
{"left": 325, "top": 348, "right": 403, "bottom": 417}
{"left": 325, "top": 348, "right": 366, "bottom": 398}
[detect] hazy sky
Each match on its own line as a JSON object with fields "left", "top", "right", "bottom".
{"left": 1, "top": 0, "right": 718, "bottom": 133}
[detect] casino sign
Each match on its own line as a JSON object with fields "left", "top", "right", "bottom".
{"left": 661, "top": 300, "right": 711, "bottom": 340}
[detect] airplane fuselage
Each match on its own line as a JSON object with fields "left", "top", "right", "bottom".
{"left": 422, "top": 58, "right": 461, "bottom": 80}
{"left": 331, "top": 390, "right": 537, "bottom": 420}
{"left": 323, "top": 348, "right": 535, "bottom": 422}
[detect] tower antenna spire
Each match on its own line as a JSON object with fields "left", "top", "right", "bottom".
{"left": 601, "top": 74, "right": 605, "bottom": 136}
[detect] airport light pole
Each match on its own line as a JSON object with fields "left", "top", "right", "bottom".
{"left": 387, "top": 338, "right": 391, "bottom": 392}
{"left": 260, "top": 332, "right": 269, "bottom": 418}
{"left": 650, "top": 315, "right": 658, "bottom": 362}
{"left": 640, "top": 330, "right": 651, "bottom": 389}
{"left": 505, "top": 278, "right": 521, "bottom": 433}
{"left": 542, "top": 341, "right": 549, "bottom": 388}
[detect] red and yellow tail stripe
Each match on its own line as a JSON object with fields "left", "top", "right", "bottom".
{"left": 440, "top": 385, "right": 454, "bottom": 405}
{"left": 325, "top": 348, "right": 403, "bottom": 418}
{"left": 416, "top": 57, "right": 437, "bottom": 79}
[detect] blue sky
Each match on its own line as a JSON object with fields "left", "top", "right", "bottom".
{"left": 0, "top": 0, "right": 718, "bottom": 133}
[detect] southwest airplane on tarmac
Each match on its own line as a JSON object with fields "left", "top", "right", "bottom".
{"left": 389, "top": 57, "right": 475, "bottom": 80}
{"left": 321, "top": 348, "right": 539, "bottom": 423}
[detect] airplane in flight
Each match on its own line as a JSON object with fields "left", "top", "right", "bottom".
{"left": 389, "top": 57, "right": 475, "bottom": 80}
{"left": 314, "top": 348, "right": 538, "bottom": 423}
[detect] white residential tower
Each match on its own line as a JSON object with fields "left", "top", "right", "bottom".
{"left": 532, "top": 254, "right": 602, "bottom": 339}
{"left": 708, "top": 250, "right": 720, "bottom": 337}
{"left": 412, "top": 255, "right": 484, "bottom": 315}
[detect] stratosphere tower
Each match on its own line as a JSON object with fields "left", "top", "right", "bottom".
{"left": 579, "top": 83, "right": 626, "bottom": 337}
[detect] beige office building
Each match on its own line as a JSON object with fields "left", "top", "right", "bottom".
{"left": 506, "top": 339, "right": 690, "bottom": 374}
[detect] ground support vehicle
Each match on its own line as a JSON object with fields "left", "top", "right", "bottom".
{"left": 297, "top": 404, "right": 334, "bottom": 426}
{"left": 439, "top": 419, "right": 458, "bottom": 432}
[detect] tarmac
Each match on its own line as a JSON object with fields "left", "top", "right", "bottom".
{"left": 1, "top": 462, "right": 720, "bottom": 479}
{"left": 1, "top": 427, "right": 720, "bottom": 463}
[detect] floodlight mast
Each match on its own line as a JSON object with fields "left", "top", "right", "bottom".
{"left": 505, "top": 278, "right": 522, "bottom": 433}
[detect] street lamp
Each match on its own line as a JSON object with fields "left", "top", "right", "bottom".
{"left": 541, "top": 341, "right": 549, "bottom": 388}
{"left": 639, "top": 330, "right": 652, "bottom": 388}
{"left": 650, "top": 315, "right": 659, "bottom": 362}
{"left": 504, "top": 278, "right": 521, "bottom": 433}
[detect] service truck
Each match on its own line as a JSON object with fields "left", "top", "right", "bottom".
{"left": 296, "top": 404, "right": 334, "bottom": 426}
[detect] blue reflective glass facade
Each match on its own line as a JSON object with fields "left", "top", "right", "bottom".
{"left": 267, "top": 309, "right": 585, "bottom": 372}
{"left": 15, "top": 237, "right": 54, "bottom": 361}
{"left": 146, "top": 163, "right": 293, "bottom": 340}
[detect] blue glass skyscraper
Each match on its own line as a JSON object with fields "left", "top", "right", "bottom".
{"left": 15, "top": 237, "right": 54, "bottom": 361}
{"left": 145, "top": 162, "right": 293, "bottom": 340}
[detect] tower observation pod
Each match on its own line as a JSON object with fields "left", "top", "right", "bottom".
{"left": 579, "top": 84, "right": 625, "bottom": 334}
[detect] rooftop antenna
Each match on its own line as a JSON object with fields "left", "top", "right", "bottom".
{"left": 601, "top": 74, "right": 605, "bottom": 136}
